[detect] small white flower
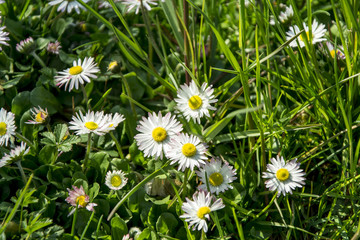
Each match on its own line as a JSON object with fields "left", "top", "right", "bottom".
{"left": 166, "top": 133, "right": 207, "bottom": 171}
{"left": 105, "top": 170, "right": 128, "bottom": 190}
{"left": 65, "top": 185, "right": 97, "bottom": 216}
{"left": 324, "top": 42, "right": 346, "bottom": 60}
{"left": 286, "top": 19, "right": 326, "bottom": 48}
{"left": 16, "top": 37, "right": 36, "bottom": 54}
{"left": 48, "top": 0, "right": 89, "bottom": 14}
{"left": 47, "top": 41, "right": 62, "bottom": 54}
{"left": 180, "top": 190, "right": 225, "bottom": 233}
{"left": 55, "top": 57, "right": 99, "bottom": 92}
{"left": 69, "top": 110, "right": 109, "bottom": 136}
{"left": 174, "top": 81, "right": 217, "bottom": 124}
{"left": 0, "top": 1, "right": 5, "bottom": 4}
{"left": 134, "top": 112, "right": 183, "bottom": 160}
{"left": 0, "top": 108, "right": 16, "bottom": 146}
{"left": 26, "top": 106, "right": 49, "bottom": 125}
{"left": 103, "top": 113, "right": 125, "bottom": 133}
{"left": 0, "top": 26, "right": 9, "bottom": 51}
{"left": 0, "top": 142, "right": 29, "bottom": 167}
{"left": 270, "top": 5, "right": 293, "bottom": 25}
{"left": 262, "top": 155, "right": 305, "bottom": 197}
{"left": 122, "top": 0, "right": 159, "bottom": 14}
{"left": 98, "top": 0, "right": 121, "bottom": 8}
{"left": 196, "top": 158, "right": 237, "bottom": 195}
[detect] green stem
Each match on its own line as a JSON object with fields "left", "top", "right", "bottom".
{"left": 15, "top": 132, "right": 35, "bottom": 150}
{"left": 119, "top": 71, "right": 137, "bottom": 119}
{"left": 42, "top": 5, "right": 57, "bottom": 35}
{"left": 82, "top": 132, "right": 92, "bottom": 172}
{"left": 182, "top": 168, "right": 190, "bottom": 199}
{"left": 81, "top": 84, "right": 91, "bottom": 110}
{"left": 80, "top": 211, "right": 95, "bottom": 240}
{"left": 15, "top": 160, "right": 27, "bottom": 185}
{"left": 110, "top": 132, "right": 125, "bottom": 159}
{"left": 30, "top": 51, "right": 46, "bottom": 68}
{"left": 71, "top": 207, "right": 78, "bottom": 238}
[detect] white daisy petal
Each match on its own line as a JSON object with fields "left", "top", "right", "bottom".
{"left": 286, "top": 19, "right": 326, "bottom": 48}
{"left": 69, "top": 110, "right": 109, "bottom": 136}
{"left": 0, "top": 108, "right": 16, "bottom": 146}
{"left": 105, "top": 170, "right": 128, "bottom": 190}
{"left": 166, "top": 133, "right": 208, "bottom": 171}
{"left": 48, "top": 0, "right": 89, "bottom": 14}
{"left": 196, "top": 158, "right": 237, "bottom": 195}
{"left": 262, "top": 156, "right": 306, "bottom": 197}
{"left": 0, "top": 142, "right": 30, "bottom": 167}
{"left": 135, "top": 112, "right": 183, "bottom": 160}
{"left": 180, "top": 190, "right": 225, "bottom": 233}
{"left": 174, "top": 81, "right": 217, "bottom": 124}
{"left": 55, "top": 57, "right": 99, "bottom": 92}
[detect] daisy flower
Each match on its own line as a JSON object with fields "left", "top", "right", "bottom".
{"left": 107, "top": 60, "right": 120, "bottom": 72}
{"left": 174, "top": 81, "right": 217, "bottom": 124}
{"left": 0, "top": 142, "right": 30, "bottom": 167}
{"left": 0, "top": 1, "right": 5, "bottom": 4}
{"left": 16, "top": 37, "right": 36, "bottom": 54}
{"left": 262, "top": 155, "right": 306, "bottom": 197}
{"left": 48, "top": 0, "right": 89, "bottom": 14}
{"left": 122, "top": 234, "right": 132, "bottom": 240}
{"left": 286, "top": 19, "right": 326, "bottom": 48}
{"left": 26, "top": 106, "right": 49, "bottom": 125}
{"left": 65, "top": 185, "right": 97, "bottom": 216}
{"left": 166, "top": 133, "right": 208, "bottom": 171}
{"left": 180, "top": 190, "right": 225, "bottom": 232}
{"left": 105, "top": 170, "right": 128, "bottom": 190}
{"left": 196, "top": 158, "right": 237, "bottom": 195}
{"left": 324, "top": 42, "right": 346, "bottom": 60}
{"left": 69, "top": 110, "right": 109, "bottom": 136}
{"left": 99, "top": 0, "right": 121, "bottom": 8}
{"left": 55, "top": 57, "right": 99, "bottom": 92}
{"left": 270, "top": 5, "right": 293, "bottom": 25}
{"left": 0, "top": 26, "right": 9, "bottom": 51}
{"left": 0, "top": 108, "right": 16, "bottom": 146}
{"left": 122, "top": 0, "right": 159, "bottom": 14}
{"left": 134, "top": 112, "right": 183, "bottom": 160}
{"left": 103, "top": 112, "right": 125, "bottom": 133}
{"left": 47, "top": 41, "right": 62, "bottom": 54}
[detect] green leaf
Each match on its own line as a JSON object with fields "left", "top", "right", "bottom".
{"left": 11, "top": 91, "right": 31, "bottom": 117}
{"left": 110, "top": 216, "right": 128, "bottom": 240}
{"left": 156, "top": 212, "right": 178, "bottom": 235}
{"left": 39, "top": 146, "right": 57, "bottom": 165}
{"left": 30, "top": 87, "right": 62, "bottom": 114}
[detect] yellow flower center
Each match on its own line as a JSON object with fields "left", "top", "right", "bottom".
{"left": 0, "top": 122, "right": 7, "bottom": 136}
{"left": 109, "top": 124, "right": 114, "bottom": 127}
{"left": 276, "top": 168, "right": 290, "bottom": 181}
{"left": 76, "top": 195, "right": 87, "bottom": 207}
{"left": 35, "top": 111, "right": 47, "bottom": 123}
{"left": 299, "top": 31, "right": 312, "bottom": 42}
{"left": 108, "top": 61, "right": 118, "bottom": 70}
{"left": 152, "top": 127, "right": 167, "bottom": 142}
{"left": 69, "top": 66, "right": 83, "bottom": 75}
{"left": 111, "top": 175, "right": 122, "bottom": 187}
{"left": 197, "top": 206, "right": 211, "bottom": 219}
{"left": 85, "top": 121, "right": 98, "bottom": 130}
{"left": 209, "top": 172, "right": 224, "bottom": 186}
{"left": 188, "top": 95, "right": 203, "bottom": 110}
{"left": 182, "top": 143, "right": 197, "bottom": 157}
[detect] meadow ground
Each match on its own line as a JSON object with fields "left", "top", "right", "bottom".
{"left": 0, "top": 0, "right": 360, "bottom": 239}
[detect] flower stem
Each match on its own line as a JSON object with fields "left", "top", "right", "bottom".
{"left": 109, "top": 132, "right": 125, "bottom": 159}
{"left": 71, "top": 207, "right": 78, "bottom": 237}
{"left": 15, "top": 160, "right": 27, "bottom": 185}
{"left": 15, "top": 132, "right": 35, "bottom": 150}
{"left": 82, "top": 132, "right": 92, "bottom": 172}
{"left": 30, "top": 51, "right": 46, "bottom": 68}
{"left": 81, "top": 84, "right": 91, "bottom": 110}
